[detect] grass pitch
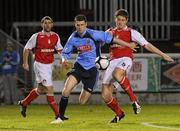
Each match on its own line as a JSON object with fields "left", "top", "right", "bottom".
{"left": 0, "top": 104, "right": 180, "bottom": 131}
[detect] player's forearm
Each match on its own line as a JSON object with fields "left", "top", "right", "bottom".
{"left": 23, "top": 48, "right": 30, "bottom": 64}
{"left": 113, "top": 38, "right": 131, "bottom": 48}
{"left": 144, "top": 43, "right": 166, "bottom": 58}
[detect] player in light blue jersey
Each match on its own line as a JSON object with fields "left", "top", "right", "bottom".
{"left": 51, "top": 14, "right": 137, "bottom": 123}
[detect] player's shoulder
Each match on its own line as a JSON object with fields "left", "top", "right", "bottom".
{"left": 106, "top": 27, "right": 118, "bottom": 34}
{"left": 87, "top": 28, "right": 104, "bottom": 36}
{"left": 36, "top": 31, "right": 43, "bottom": 35}
{"left": 109, "top": 27, "right": 116, "bottom": 31}
{"left": 86, "top": 28, "right": 96, "bottom": 34}
{"left": 69, "top": 31, "right": 77, "bottom": 39}
{"left": 128, "top": 27, "right": 140, "bottom": 33}
{"left": 66, "top": 31, "right": 76, "bottom": 43}
{"left": 50, "top": 31, "right": 60, "bottom": 37}
{"left": 29, "top": 32, "right": 39, "bottom": 39}
{"left": 127, "top": 27, "right": 133, "bottom": 31}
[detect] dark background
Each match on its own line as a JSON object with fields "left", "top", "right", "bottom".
{"left": 0, "top": 0, "right": 180, "bottom": 52}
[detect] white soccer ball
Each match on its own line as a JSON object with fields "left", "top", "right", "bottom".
{"left": 95, "top": 56, "right": 110, "bottom": 70}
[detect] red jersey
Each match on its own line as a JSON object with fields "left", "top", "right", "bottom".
{"left": 25, "top": 31, "right": 63, "bottom": 64}
{"left": 110, "top": 27, "right": 133, "bottom": 60}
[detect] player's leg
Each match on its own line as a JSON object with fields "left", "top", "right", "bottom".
{"left": 20, "top": 87, "right": 40, "bottom": 107}
{"left": 18, "top": 87, "right": 40, "bottom": 117}
{"left": 58, "top": 62, "right": 81, "bottom": 121}
{"left": 102, "top": 84, "right": 125, "bottom": 123}
{"left": 102, "top": 61, "right": 124, "bottom": 123}
{"left": 46, "top": 86, "right": 64, "bottom": 124}
{"left": 79, "top": 89, "right": 91, "bottom": 104}
{"left": 46, "top": 86, "right": 59, "bottom": 118}
{"left": 79, "top": 66, "right": 97, "bottom": 104}
{"left": 19, "top": 61, "right": 42, "bottom": 110}
{"left": 36, "top": 63, "right": 60, "bottom": 119}
{"left": 51, "top": 74, "right": 78, "bottom": 124}
{"left": 113, "top": 68, "right": 137, "bottom": 102}
{"left": 113, "top": 57, "right": 141, "bottom": 114}
{"left": 59, "top": 75, "right": 78, "bottom": 119}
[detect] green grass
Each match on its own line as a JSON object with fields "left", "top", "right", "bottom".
{"left": 0, "top": 104, "right": 180, "bottom": 131}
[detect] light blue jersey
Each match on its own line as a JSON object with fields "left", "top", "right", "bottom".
{"left": 62, "top": 28, "right": 113, "bottom": 70}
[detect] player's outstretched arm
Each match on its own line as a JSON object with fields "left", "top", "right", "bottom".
{"left": 144, "top": 43, "right": 174, "bottom": 62}
{"left": 113, "top": 38, "right": 138, "bottom": 51}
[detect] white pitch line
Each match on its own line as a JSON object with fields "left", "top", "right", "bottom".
{"left": 141, "top": 122, "right": 180, "bottom": 130}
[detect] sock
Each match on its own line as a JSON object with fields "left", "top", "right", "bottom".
{"left": 107, "top": 98, "right": 123, "bottom": 116}
{"left": 47, "top": 95, "right": 59, "bottom": 117}
{"left": 22, "top": 89, "right": 39, "bottom": 107}
{"left": 119, "top": 77, "right": 137, "bottom": 102}
{"left": 59, "top": 96, "right": 69, "bottom": 116}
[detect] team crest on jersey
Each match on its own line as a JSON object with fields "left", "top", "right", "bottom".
{"left": 121, "top": 62, "right": 126, "bottom": 67}
{"left": 86, "top": 38, "right": 90, "bottom": 44}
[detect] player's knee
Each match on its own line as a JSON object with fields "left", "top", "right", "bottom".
{"left": 79, "top": 98, "right": 87, "bottom": 105}
{"left": 33, "top": 88, "right": 41, "bottom": 94}
{"left": 101, "top": 92, "right": 109, "bottom": 102}
{"left": 37, "top": 83, "right": 46, "bottom": 93}
{"left": 101, "top": 85, "right": 110, "bottom": 102}
{"left": 47, "top": 89, "right": 53, "bottom": 95}
{"left": 62, "top": 89, "right": 70, "bottom": 97}
{"left": 112, "top": 69, "right": 124, "bottom": 82}
{"left": 37, "top": 87, "right": 44, "bottom": 94}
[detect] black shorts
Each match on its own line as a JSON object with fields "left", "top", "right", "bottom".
{"left": 67, "top": 62, "right": 98, "bottom": 93}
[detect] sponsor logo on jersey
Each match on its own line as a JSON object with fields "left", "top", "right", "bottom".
{"left": 41, "top": 49, "right": 54, "bottom": 53}
{"left": 77, "top": 44, "right": 92, "bottom": 53}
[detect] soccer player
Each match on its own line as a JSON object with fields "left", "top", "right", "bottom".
{"left": 18, "top": 16, "right": 63, "bottom": 123}
{"left": 101, "top": 9, "right": 174, "bottom": 123}
{"left": 51, "top": 14, "right": 137, "bottom": 123}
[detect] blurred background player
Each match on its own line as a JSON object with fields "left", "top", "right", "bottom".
{"left": 18, "top": 16, "right": 63, "bottom": 123}
{"left": 101, "top": 9, "right": 174, "bottom": 123}
{"left": 51, "top": 14, "right": 137, "bottom": 123}
{"left": 0, "top": 42, "right": 20, "bottom": 104}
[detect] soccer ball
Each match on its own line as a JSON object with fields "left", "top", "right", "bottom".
{"left": 95, "top": 56, "right": 110, "bottom": 70}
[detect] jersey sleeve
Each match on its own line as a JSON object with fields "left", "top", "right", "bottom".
{"left": 131, "top": 29, "right": 149, "bottom": 46}
{"left": 62, "top": 35, "right": 74, "bottom": 60}
{"left": 55, "top": 34, "right": 63, "bottom": 52}
{"left": 24, "top": 33, "right": 38, "bottom": 49}
{"left": 92, "top": 30, "right": 113, "bottom": 44}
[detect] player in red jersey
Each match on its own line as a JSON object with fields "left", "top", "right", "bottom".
{"left": 18, "top": 16, "right": 63, "bottom": 124}
{"left": 101, "top": 9, "right": 174, "bottom": 123}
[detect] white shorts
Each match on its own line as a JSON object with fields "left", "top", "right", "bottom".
{"left": 102, "top": 57, "right": 132, "bottom": 84}
{"left": 34, "top": 61, "right": 53, "bottom": 87}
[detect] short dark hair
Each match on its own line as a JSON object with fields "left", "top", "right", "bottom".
{"left": 74, "top": 14, "right": 87, "bottom": 22}
{"left": 115, "top": 9, "right": 129, "bottom": 19}
{"left": 41, "top": 16, "right": 53, "bottom": 23}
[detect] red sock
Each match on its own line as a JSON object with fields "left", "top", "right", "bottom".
{"left": 107, "top": 98, "right": 123, "bottom": 116}
{"left": 22, "top": 89, "right": 39, "bottom": 106}
{"left": 47, "top": 95, "right": 59, "bottom": 117}
{"left": 119, "top": 77, "right": 137, "bottom": 102}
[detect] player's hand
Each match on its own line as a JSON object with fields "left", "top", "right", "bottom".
{"left": 23, "top": 63, "right": 29, "bottom": 71}
{"left": 129, "top": 42, "right": 139, "bottom": 52}
{"left": 162, "top": 54, "right": 174, "bottom": 63}
{"left": 62, "top": 60, "right": 71, "bottom": 69}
